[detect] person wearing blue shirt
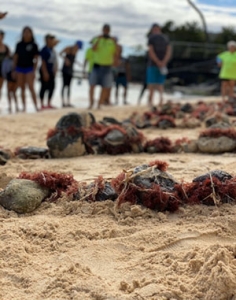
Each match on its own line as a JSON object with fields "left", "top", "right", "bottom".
{"left": 39, "top": 34, "right": 58, "bottom": 109}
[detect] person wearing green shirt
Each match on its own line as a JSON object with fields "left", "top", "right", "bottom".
{"left": 217, "top": 41, "right": 236, "bottom": 102}
{"left": 89, "top": 24, "right": 117, "bottom": 109}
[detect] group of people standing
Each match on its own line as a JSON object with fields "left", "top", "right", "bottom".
{"left": 0, "top": 20, "right": 173, "bottom": 113}
{"left": 0, "top": 26, "right": 83, "bottom": 113}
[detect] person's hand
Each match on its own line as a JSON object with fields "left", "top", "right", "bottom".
{"left": 0, "top": 12, "right": 7, "bottom": 19}
{"left": 159, "top": 61, "right": 166, "bottom": 68}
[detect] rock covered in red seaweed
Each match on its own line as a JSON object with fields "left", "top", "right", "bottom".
{"left": 111, "top": 160, "right": 180, "bottom": 212}
{"left": 47, "top": 112, "right": 95, "bottom": 158}
{"left": 83, "top": 123, "right": 144, "bottom": 155}
{"left": 144, "top": 137, "right": 172, "bottom": 153}
{"left": 193, "top": 170, "right": 233, "bottom": 183}
{"left": 18, "top": 171, "right": 79, "bottom": 201}
{"left": 74, "top": 176, "right": 117, "bottom": 202}
{"left": 197, "top": 128, "right": 236, "bottom": 153}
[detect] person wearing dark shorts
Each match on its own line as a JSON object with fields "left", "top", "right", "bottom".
{"left": 13, "top": 26, "right": 39, "bottom": 112}
{"left": 90, "top": 24, "right": 117, "bottom": 109}
{"left": 147, "top": 23, "right": 171, "bottom": 108}
{"left": 39, "top": 34, "right": 59, "bottom": 109}
{"left": 0, "top": 30, "right": 10, "bottom": 103}
{"left": 60, "top": 40, "right": 83, "bottom": 107}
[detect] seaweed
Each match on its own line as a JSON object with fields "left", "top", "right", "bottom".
{"left": 199, "top": 128, "right": 236, "bottom": 139}
{"left": 18, "top": 171, "right": 79, "bottom": 201}
{"left": 144, "top": 137, "right": 173, "bottom": 153}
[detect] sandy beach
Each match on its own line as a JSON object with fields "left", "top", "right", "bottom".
{"left": 1, "top": 102, "right": 236, "bottom": 300}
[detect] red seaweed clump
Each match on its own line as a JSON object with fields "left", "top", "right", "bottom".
{"left": 176, "top": 177, "right": 236, "bottom": 206}
{"left": 156, "top": 115, "right": 176, "bottom": 128}
{"left": 111, "top": 161, "right": 180, "bottom": 212}
{"left": 144, "top": 137, "right": 173, "bottom": 153}
{"left": 18, "top": 171, "right": 79, "bottom": 201}
{"left": 199, "top": 128, "right": 236, "bottom": 139}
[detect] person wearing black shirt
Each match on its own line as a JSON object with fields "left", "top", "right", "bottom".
{"left": 39, "top": 34, "right": 58, "bottom": 109}
{"left": 13, "top": 26, "right": 39, "bottom": 112}
{"left": 60, "top": 40, "right": 83, "bottom": 107}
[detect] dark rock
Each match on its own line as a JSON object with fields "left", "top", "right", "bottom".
{"left": 102, "top": 117, "right": 121, "bottom": 125}
{"left": 205, "top": 114, "right": 230, "bottom": 128}
{"left": 125, "top": 125, "right": 144, "bottom": 153}
{"left": 94, "top": 182, "right": 117, "bottom": 201}
{"left": 181, "top": 103, "right": 193, "bottom": 113}
{"left": 0, "top": 179, "right": 49, "bottom": 213}
{"left": 197, "top": 136, "right": 236, "bottom": 153}
{"left": 56, "top": 112, "right": 95, "bottom": 130}
{"left": 132, "top": 164, "right": 177, "bottom": 192}
{"left": 193, "top": 170, "right": 232, "bottom": 183}
{"left": 47, "top": 112, "right": 94, "bottom": 158}
{"left": 47, "top": 133, "right": 86, "bottom": 158}
{"left": 16, "top": 147, "right": 50, "bottom": 159}
{"left": 158, "top": 119, "right": 175, "bottom": 129}
{"left": 104, "top": 129, "right": 125, "bottom": 146}
{"left": 0, "top": 149, "right": 11, "bottom": 165}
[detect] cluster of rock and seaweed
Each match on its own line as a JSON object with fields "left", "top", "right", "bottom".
{"left": 1, "top": 100, "right": 236, "bottom": 165}
{"left": 0, "top": 160, "right": 236, "bottom": 214}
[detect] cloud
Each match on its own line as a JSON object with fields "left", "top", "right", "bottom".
{"left": 0, "top": 0, "right": 236, "bottom": 47}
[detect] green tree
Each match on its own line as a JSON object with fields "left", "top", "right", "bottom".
{"left": 213, "top": 27, "right": 236, "bottom": 44}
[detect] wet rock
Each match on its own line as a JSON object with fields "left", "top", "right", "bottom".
{"left": 0, "top": 179, "right": 49, "bottom": 213}
{"left": 209, "top": 122, "right": 231, "bottom": 129}
{"left": 197, "top": 136, "right": 236, "bottom": 153}
{"left": 193, "top": 170, "right": 232, "bottom": 183}
{"left": 0, "top": 149, "right": 11, "bottom": 165}
{"left": 104, "top": 129, "right": 125, "bottom": 146}
{"left": 16, "top": 147, "right": 50, "bottom": 159}
{"left": 132, "top": 164, "right": 177, "bottom": 192}
{"left": 47, "top": 112, "right": 94, "bottom": 158}
{"left": 181, "top": 103, "right": 193, "bottom": 113}
{"left": 158, "top": 119, "right": 175, "bottom": 129}
{"left": 56, "top": 112, "right": 95, "bottom": 130}
{"left": 179, "top": 117, "right": 201, "bottom": 128}
{"left": 102, "top": 117, "right": 121, "bottom": 125}
{"left": 125, "top": 125, "right": 144, "bottom": 153}
{"left": 205, "top": 113, "right": 230, "bottom": 128}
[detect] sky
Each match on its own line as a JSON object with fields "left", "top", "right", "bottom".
{"left": 1, "top": 0, "right": 236, "bottom": 59}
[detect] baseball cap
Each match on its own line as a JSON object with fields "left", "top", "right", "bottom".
{"left": 76, "top": 40, "right": 83, "bottom": 49}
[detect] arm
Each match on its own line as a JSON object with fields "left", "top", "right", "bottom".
{"left": 41, "top": 59, "right": 49, "bottom": 81}
{"left": 162, "top": 45, "right": 172, "bottom": 66}
{"left": 92, "top": 37, "right": 101, "bottom": 51}
{"left": 59, "top": 47, "right": 68, "bottom": 58}
{"left": 0, "top": 12, "right": 7, "bottom": 19}
{"left": 148, "top": 45, "right": 162, "bottom": 67}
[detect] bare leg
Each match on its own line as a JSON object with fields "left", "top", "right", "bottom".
{"left": 157, "top": 84, "right": 164, "bottom": 107}
{"left": 148, "top": 84, "right": 155, "bottom": 107}
{"left": 17, "top": 72, "right": 26, "bottom": 112}
{"left": 7, "top": 82, "right": 12, "bottom": 113}
{"left": 221, "top": 81, "right": 227, "bottom": 103}
{"left": 89, "top": 85, "right": 95, "bottom": 109}
{"left": 26, "top": 72, "right": 38, "bottom": 111}
{"left": 98, "top": 88, "right": 109, "bottom": 109}
{"left": 229, "top": 80, "right": 235, "bottom": 99}
{"left": 123, "top": 87, "right": 128, "bottom": 104}
{"left": 0, "top": 77, "right": 4, "bottom": 101}
{"left": 12, "top": 83, "right": 19, "bottom": 112}
{"left": 115, "top": 85, "right": 119, "bottom": 104}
